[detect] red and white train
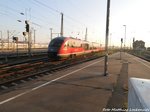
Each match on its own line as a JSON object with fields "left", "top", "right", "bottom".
{"left": 48, "top": 36, "right": 104, "bottom": 60}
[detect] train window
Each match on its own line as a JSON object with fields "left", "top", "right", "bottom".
{"left": 81, "top": 43, "right": 89, "bottom": 50}
{"left": 64, "top": 42, "right": 68, "bottom": 48}
{"left": 49, "top": 38, "right": 64, "bottom": 47}
{"left": 64, "top": 44, "right": 67, "bottom": 48}
{"left": 75, "top": 40, "right": 81, "bottom": 48}
{"left": 66, "top": 39, "right": 81, "bottom": 48}
{"left": 68, "top": 40, "right": 74, "bottom": 48}
{"left": 67, "top": 43, "right": 69, "bottom": 47}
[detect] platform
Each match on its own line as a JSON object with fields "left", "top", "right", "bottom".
{"left": 0, "top": 52, "right": 149, "bottom": 112}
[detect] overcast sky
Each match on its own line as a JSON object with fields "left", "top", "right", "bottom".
{"left": 0, "top": 0, "right": 150, "bottom": 47}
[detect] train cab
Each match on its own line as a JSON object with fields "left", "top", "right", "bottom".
{"left": 48, "top": 37, "right": 66, "bottom": 59}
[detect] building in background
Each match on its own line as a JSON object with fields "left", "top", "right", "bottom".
{"left": 147, "top": 47, "right": 150, "bottom": 51}
{"left": 133, "top": 40, "right": 146, "bottom": 51}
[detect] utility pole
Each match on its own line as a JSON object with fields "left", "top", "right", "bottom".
{"left": 50, "top": 28, "right": 53, "bottom": 40}
{"left": 7, "top": 30, "right": 10, "bottom": 50}
{"left": 85, "top": 27, "right": 87, "bottom": 41}
{"left": 133, "top": 37, "right": 135, "bottom": 49}
{"left": 104, "top": 0, "right": 110, "bottom": 76}
{"left": 109, "top": 33, "right": 112, "bottom": 49}
{"left": 0, "top": 31, "right": 2, "bottom": 53}
{"left": 0, "top": 31, "right": 2, "bottom": 41}
{"left": 25, "top": 20, "right": 31, "bottom": 57}
{"left": 60, "top": 13, "right": 63, "bottom": 37}
{"left": 29, "top": 31, "right": 32, "bottom": 56}
{"left": 34, "top": 29, "right": 36, "bottom": 48}
{"left": 123, "top": 25, "right": 126, "bottom": 52}
{"left": 120, "top": 38, "right": 123, "bottom": 59}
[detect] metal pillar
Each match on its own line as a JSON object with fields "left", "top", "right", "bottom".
{"left": 7, "top": 30, "right": 9, "bottom": 50}
{"left": 120, "top": 38, "right": 123, "bottom": 59}
{"left": 16, "top": 41, "right": 18, "bottom": 57}
{"left": 123, "top": 25, "right": 126, "bottom": 52}
{"left": 28, "top": 32, "right": 32, "bottom": 57}
{"left": 34, "top": 29, "right": 36, "bottom": 48}
{"left": 25, "top": 20, "right": 31, "bottom": 57}
{"left": 0, "top": 31, "right": 2, "bottom": 53}
{"left": 50, "top": 28, "right": 53, "bottom": 40}
{"left": 60, "top": 13, "right": 63, "bottom": 37}
{"left": 85, "top": 27, "right": 87, "bottom": 41}
{"left": 104, "top": 0, "right": 110, "bottom": 76}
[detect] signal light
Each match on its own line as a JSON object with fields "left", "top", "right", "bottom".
{"left": 23, "top": 32, "right": 27, "bottom": 36}
{"left": 13, "top": 37, "right": 18, "bottom": 42}
{"left": 121, "top": 38, "right": 123, "bottom": 43}
{"left": 25, "top": 20, "right": 29, "bottom": 32}
{"left": 26, "top": 24, "right": 29, "bottom": 32}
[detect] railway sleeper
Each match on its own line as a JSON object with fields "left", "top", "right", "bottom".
{"left": 11, "top": 82, "right": 18, "bottom": 86}
{"left": 30, "top": 62, "right": 44, "bottom": 66}
{"left": 0, "top": 72, "right": 15, "bottom": 78}
{"left": 0, "top": 69, "right": 8, "bottom": 74}
{"left": 0, "top": 85, "right": 8, "bottom": 89}
{"left": 0, "top": 55, "right": 102, "bottom": 88}
{"left": 17, "top": 68, "right": 35, "bottom": 73}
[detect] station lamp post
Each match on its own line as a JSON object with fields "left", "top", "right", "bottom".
{"left": 123, "top": 25, "right": 126, "bottom": 52}
{"left": 104, "top": 0, "right": 110, "bottom": 76}
{"left": 0, "top": 31, "right": 2, "bottom": 53}
{"left": 60, "top": 13, "right": 63, "bottom": 37}
{"left": 120, "top": 38, "right": 123, "bottom": 59}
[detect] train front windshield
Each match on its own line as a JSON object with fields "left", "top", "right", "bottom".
{"left": 49, "top": 38, "right": 65, "bottom": 48}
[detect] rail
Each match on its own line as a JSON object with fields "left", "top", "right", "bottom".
{"left": 0, "top": 53, "right": 104, "bottom": 90}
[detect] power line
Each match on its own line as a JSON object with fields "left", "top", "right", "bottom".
{"left": 33, "top": 0, "right": 86, "bottom": 27}
{"left": 64, "top": 15, "right": 86, "bottom": 27}
{"left": 0, "top": 11, "right": 8, "bottom": 16}
{"left": 17, "top": 0, "right": 62, "bottom": 29}
{"left": 33, "top": 0, "right": 60, "bottom": 14}
{"left": 25, "top": 0, "right": 86, "bottom": 30}
{"left": 0, "top": 4, "right": 21, "bottom": 14}
{"left": 0, "top": 0, "right": 87, "bottom": 40}
{"left": 30, "top": 0, "right": 59, "bottom": 17}
{"left": 31, "top": 0, "right": 87, "bottom": 37}
{"left": 0, "top": 3, "right": 54, "bottom": 30}
{"left": 67, "top": 0, "right": 91, "bottom": 18}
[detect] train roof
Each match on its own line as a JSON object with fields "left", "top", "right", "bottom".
{"left": 52, "top": 37, "right": 100, "bottom": 44}
{"left": 53, "top": 36, "right": 66, "bottom": 40}
{"left": 53, "top": 36, "right": 80, "bottom": 41}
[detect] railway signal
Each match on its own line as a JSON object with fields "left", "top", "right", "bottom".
{"left": 23, "top": 32, "right": 27, "bottom": 36}
{"left": 121, "top": 38, "right": 123, "bottom": 43}
{"left": 12, "top": 36, "right": 18, "bottom": 42}
{"left": 25, "top": 20, "right": 30, "bottom": 32}
{"left": 12, "top": 36, "right": 19, "bottom": 56}
{"left": 23, "top": 20, "right": 32, "bottom": 57}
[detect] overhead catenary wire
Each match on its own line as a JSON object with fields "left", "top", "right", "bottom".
{"left": 0, "top": 4, "right": 55, "bottom": 30}
{"left": 0, "top": 0, "right": 89, "bottom": 43}
{"left": 33, "top": 0, "right": 86, "bottom": 27}
{"left": 33, "top": 0, "right": 60, "bottom": 14}
{"left": 31, "top": 0, "right": 87, "bottom": 37}
{"left": 0, "top": 0, "right": 86, "bottom": 31}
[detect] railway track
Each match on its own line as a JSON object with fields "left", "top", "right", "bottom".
{"left": 0, "top": 53, "right": 104, "bottom": 91}
{"left": 129, "top": 53, "right": 150, "bottom": 62}
{"left": 0, "top": 51, "right": 47, "bottom": 65}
